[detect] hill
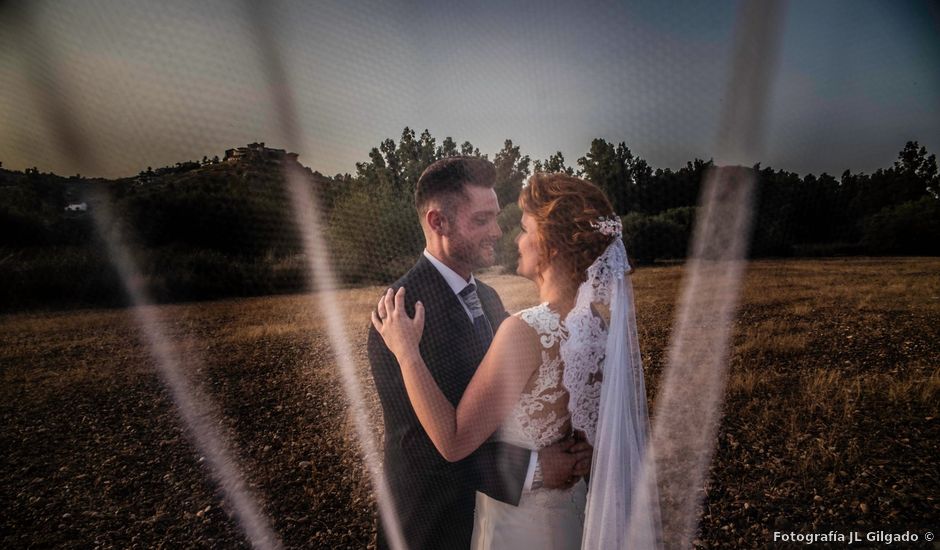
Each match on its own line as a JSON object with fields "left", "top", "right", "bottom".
{"left": 0, "top": 144, "right": 342, "bottom": 311}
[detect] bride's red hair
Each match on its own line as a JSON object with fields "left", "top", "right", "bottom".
{"left": 518, "top": 173, "right": 618, "bottom": 289}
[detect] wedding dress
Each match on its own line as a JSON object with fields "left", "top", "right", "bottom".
{"left": 471, "top": 234, "right": 663, "bottom": 550}
{"left": 470, "top": 302, "right": 586, "bottom": 550}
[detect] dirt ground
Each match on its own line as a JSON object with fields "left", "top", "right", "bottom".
{"left": 1, "top": 257, "right": 937, "bottom": 548}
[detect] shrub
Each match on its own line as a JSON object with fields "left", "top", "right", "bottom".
{"left": 0, "top": 247, "right": 123, "bottom": 310}
{"left": 861, "top": 195, "right": 940, "bottom": 255}
{"left": 327, "top": 186, "right": 423, "bottom": 284}
{"left": 622, "top": 206, "right": 697, "bottom": 264}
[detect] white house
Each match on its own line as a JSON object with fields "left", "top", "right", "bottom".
{"left": 64, "top": 202, "right": 88, "bottom": 212}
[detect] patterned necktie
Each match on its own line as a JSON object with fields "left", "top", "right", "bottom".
{"left": 459, "top": 283, "right": 494, "bottom": 347}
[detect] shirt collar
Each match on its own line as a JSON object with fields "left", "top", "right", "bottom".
{"left": 423, "top": 249, "right": 476, "bottom": 295}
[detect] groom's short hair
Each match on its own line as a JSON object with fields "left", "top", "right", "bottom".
{"left": 415, "top": 156, "right": 497, "bottom": 218}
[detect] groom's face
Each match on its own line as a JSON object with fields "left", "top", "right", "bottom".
{"left": 441, "top": 185, "right": 502, "bottom": 271}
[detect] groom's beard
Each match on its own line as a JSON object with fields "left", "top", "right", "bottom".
{"left": 446, "top": 231, "right": 497, "bottom": 271}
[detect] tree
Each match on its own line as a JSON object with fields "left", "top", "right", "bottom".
{"left": 355, "top": 147, "right": 393, "bottom": 189}
{"left": 895, "top": 141, "right": 938, "bottom": 181}
{"left": 533, "top": 151, "right": 574, "bottom": 175}
{"left": 418, "top": 129, "right": 437, "bottom": 165}
{"left": 621, "top": 207, "right": 697, "bottom": 263}
{"left": 395, "top": 127, "right": 425, "bottom": 193}
{"left": 577, "top": 139, "right": 637, "bottom": 214}
{"left": 327, "top": 185, "right": 423, "bottom": 283}
{"left": 437, "top": 137, "right": 459, "bottom": 158}
{"left": 861, "top": 195, "right": 940, "bottom": 255}
{"left": 380, "top": 138, "right": 402, "bottom": 190}
{"left": 750, "top": 167, "right": 801, "bottom": 256}
{"left": 788, "top": 172, "right": 844, "bottom": 245}
{"left": 378, "top": 128, "right": 443, "bottom": 194}
{"left": 843, "top": 142, "right": 939, "bottom": 234}
{"left": 460, "top": 141, "right": 483, "bottom": 157}
{"left": 495, "top": 203, "right": 523, "bottom": 271}
{"left": 354, "top": 128, "right": 464, "bottom": 196}
{"left": 891, "top": 141, "right": 938, "bottom": 204}
{"left": 493, "top": 139, "right": 531, "bottom": 206}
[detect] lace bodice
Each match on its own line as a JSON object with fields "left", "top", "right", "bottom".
{"left": 498, "top": 303, "right": 572, "bottom": 451}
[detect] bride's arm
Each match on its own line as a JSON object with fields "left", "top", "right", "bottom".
{"left": 372, "top": 287, "right": 541, "bottom": 462}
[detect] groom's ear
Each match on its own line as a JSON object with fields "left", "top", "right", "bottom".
{"left": 426, "top": 208, "right": 447, "bottom": 235}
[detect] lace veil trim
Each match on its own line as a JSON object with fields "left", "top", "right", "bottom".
{"left": 558, "top": 240, "right": 626, "bottom": 446}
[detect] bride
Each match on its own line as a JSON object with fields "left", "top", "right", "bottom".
{"left": 372, "top": 173, "right": 663, "bottom": 549}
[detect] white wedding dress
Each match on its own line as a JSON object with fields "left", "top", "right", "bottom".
{"left": 470, "top": 302, "right": 587, "bottom": 550}
{"left": 471, "top": 236, "right": 663, "bottom": 549}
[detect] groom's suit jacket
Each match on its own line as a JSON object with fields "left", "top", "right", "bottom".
{"left": 368, "top": 255, "right": 531, "bottom": 550}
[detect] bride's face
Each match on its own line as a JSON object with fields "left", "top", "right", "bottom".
{"left": 515, "top": 212, "right": 541, "bottom": 281}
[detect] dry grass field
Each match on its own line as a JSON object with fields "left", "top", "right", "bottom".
{"left": 1, "top": 257, "right": 938, "bottom": 548}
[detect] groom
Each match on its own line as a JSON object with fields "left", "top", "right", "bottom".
{"left": 368, "top": 156, "right": 591, "bottom": 549}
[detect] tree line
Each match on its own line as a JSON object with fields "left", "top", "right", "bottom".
{"left": 336, "top": 129, "right": 938, "bottom": 271}
{"left": 0, "top": 128, "right": 937, "bottom": 310}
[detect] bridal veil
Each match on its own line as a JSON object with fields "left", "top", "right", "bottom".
{"left": 560, "top": 227, "right": 664, "bottom": 550}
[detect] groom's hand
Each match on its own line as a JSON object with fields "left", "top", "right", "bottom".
{"left": 570, "top": 430, "right": 593, "bottom": 480}
{"left": 538, "top": 438, "right": 593, "bottom": 490}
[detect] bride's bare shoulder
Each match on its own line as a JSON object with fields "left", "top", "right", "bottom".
{"left": 495, "top": 314, "right": 538, "bottom": 339}
{"left": 491, "top": 315, "right": 541, "bottom": 357}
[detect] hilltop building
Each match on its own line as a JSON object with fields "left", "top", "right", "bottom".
{"left": 224, "top": 142, "right": 299, "bottom": 165}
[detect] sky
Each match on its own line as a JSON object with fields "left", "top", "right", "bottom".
{"left": 1, "top": 0, "right": 938, "bottom": 179}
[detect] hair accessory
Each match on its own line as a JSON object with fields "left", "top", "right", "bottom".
{"left": 590, "top": 216, "right": 622, "bottom": 238}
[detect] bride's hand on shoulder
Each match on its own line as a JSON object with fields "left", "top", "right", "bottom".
{"left": 371, "top": 287, "right": 425, "bottom": 361}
